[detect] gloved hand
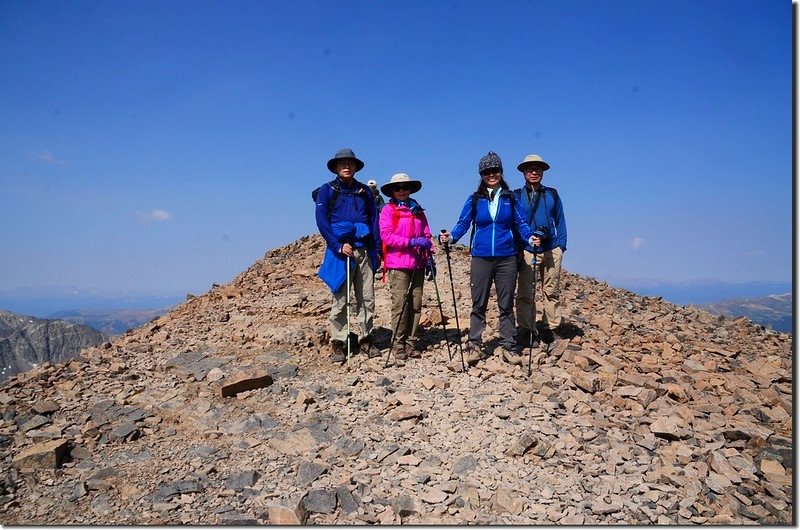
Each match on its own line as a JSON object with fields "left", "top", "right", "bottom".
{"left": 410, "top": 237, "right": 433, "bottom": 250}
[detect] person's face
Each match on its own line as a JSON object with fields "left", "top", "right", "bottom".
{"left": 480, "top": 167, "right": 503, "bottom": 188}
{"left": 523, "top": 165, "right": 546, "bottom": 186}
{"left": 391, "top": 183, "right": 412, "bottom": 201}
{"left": 335, "top": 159, "right": 357, "bottom": 181}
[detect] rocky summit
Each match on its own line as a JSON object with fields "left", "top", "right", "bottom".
{"left": 0, "top": 234, "right": 792, "bottom": 525}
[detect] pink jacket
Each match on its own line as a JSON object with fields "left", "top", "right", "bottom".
{"left": 379, "top": 200, "right": 433, "bottom": 270}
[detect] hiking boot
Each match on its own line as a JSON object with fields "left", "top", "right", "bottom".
{"left": 394, "top": 343, "right": 408, "bottom": 360}
{"left": 464, "top": 341, "right": 485, "bottom": 364}
{"left": 405, "top": 341, "right": 422, "bottom": 359}
{"left": 359, "top": 337, "right": 381, "bottom": 358}
{"left": 330, "top": 340, "right": 346, "bottom": 364}
{"left": 502, "top": 346, "right": 523, "bottom": 365}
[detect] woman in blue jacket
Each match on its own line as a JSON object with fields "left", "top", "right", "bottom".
{"left": 439, "top": 152, "right": 536, "bottom": 365}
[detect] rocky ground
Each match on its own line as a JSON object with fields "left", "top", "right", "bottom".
{"left": 0, "top": 234, "right": 793, "bottom": 524}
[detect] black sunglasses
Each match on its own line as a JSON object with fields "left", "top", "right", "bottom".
{"left": 481, "top": 168, "right": 502, "bottom": 176}
{"left": 393, "top": 184, "right": 411, "bottom": 191}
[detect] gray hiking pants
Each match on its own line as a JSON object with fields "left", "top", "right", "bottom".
{"left": 330, "top": 248, "right": 375, "bottom": 342}
{"left": 469, "top": 255, "right": 517, "bottom": 349}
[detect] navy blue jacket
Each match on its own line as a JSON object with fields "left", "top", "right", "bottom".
{"left": 315, "top": 177, "right": 381, "bottom": 254}
{"left": 513, "top": 185, "right": 567, "bottom": 253}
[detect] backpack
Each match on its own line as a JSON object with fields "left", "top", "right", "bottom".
{"left": 312, "top": 179, "right": 368, "bottom": 218}
{"left": 519, "top": 186, "right": 559, "bottom": 248}
{"left": 468, "top": 189, "right": 517, "bottom": 250}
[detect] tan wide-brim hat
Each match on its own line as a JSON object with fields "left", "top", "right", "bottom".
{"left": 517, "top": 154, "right": 551, "bottom": 172}
{"left": 381, "top": 173, "right": 422, "bottom": 197}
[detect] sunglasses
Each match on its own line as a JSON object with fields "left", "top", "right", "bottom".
{"left": 393, "top": 184, "right": 411, "bottom": 191}
{"left": 481, "top": 168, "right": 502, "bottom": 176}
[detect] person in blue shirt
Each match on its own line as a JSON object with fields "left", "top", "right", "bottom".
{"left": 315, "top": 148, "right": 381, "bottom": 363}
{"left": 513, "top": 154, "right": 568, "bottom": 344}
{"left": 439, "top": 151, "right": 537, "bottom": 366}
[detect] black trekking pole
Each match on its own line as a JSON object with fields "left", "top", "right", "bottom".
{"left": 346, "top": 254, "right": 352, "bottom": 364}
{"left": 427, "top": 252, "right": 453, "bottom": 362}
{"left": 385, "top": 266, "right": 418, "bottom": 368}
{"left": 441, "top": 230, "right": 465, "bottom": 371}
{"left": 527, "top": 251, "right": 540, "bottom": 377}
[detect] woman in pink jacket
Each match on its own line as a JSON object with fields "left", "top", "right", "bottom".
{"left": 379, "top": 173, "right": 433, "bottom": 359}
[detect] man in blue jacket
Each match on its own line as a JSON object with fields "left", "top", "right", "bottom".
{"left": 513, "top": 154, "right": 568, "bottom": 344}
{"left": 316, "top": 148, "right": 381, "bottom": 363}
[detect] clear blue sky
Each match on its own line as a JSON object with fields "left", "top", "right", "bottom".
{"left": 0, "top": 0, "right": 792, "bottom": 295}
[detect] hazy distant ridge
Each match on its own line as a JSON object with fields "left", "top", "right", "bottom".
{"left": 701, "top": 293, "right": 792, "bottom": 333}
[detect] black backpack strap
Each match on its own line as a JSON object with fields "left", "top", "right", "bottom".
{"left": 469, "top": 192, "right": 480, "bottom": 250}
{"left": 327, "top": 179, "right": 340, "bottom": 213}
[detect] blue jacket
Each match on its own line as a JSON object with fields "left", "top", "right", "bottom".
{"left": 450, "top": 189, "right": 533, "bottom": 258}
{"left": 513, "top": 185, "right": 566, "bottom": 253}
{"left": 315, "top": 177, "right": 381, "bottom": 253}
{"left": 315, "top": 178, "right": 380, "bottom": 292}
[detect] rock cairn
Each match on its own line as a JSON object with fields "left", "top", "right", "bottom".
{"left": 0, "top": 234, "right": 792, "bottom": 524}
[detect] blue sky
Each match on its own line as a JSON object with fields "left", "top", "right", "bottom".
{"left": 0, "top": 0, "right": 792, "bottom": 296}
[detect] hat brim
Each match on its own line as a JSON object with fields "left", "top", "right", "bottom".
{"left": 327, "top": 157, "right": 365, "bottom": 174}
{"left": 381, "top": 181, "right": 422, "bottom": 197}
{"left": 517, "top": 161, "right": 550, "bottom": 172}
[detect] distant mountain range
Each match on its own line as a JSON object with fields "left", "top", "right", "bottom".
{"left": 47, "top": 307, "right": 174, "bottom": 336}
{"left": 605, "top": 278, "right": 791, "bottom": 305}
{"left": 0, "top": 285, "right": 185, "bottom": 318}
{"left": 700, "top": 293, "right": 792, "bottom": 333}
{"left": 0, "top": 310, "right": 106, "bottom": 381}
{"left": 604, "top": 278, "right": 792, "bottom": 333}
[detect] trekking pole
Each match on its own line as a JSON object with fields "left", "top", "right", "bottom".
{"left": 441, "top": 230, "right": 465, "bottom": 371}
{"left": 345, "top": 255, "right": 352, "bottom": 363}
{"left": 527, "top": 252, "right": 540, "bottom": 377}
{"left": 427, "top": 252, "right": 453, "bottom": 362}
{"left": 385, "top": 266, "right": 418, "bottom": 368}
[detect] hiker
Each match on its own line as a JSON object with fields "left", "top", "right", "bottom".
{"left": 439, "top": 151, "right": 537, "bottom": 365}
{"left": 367, "top": 179, "right": 386, "bottom": 212}
{"left": 379, "top": 173, "right": 432, "bottom": 359}
{"left": 315, "top": 148, "right": 382, "bottom": 363}
{"left": 513, "top": 154, "right": 568, "bottom": 343}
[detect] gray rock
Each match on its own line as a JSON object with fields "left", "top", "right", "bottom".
{"left": 153, "top": 480, "right": 204, "bottom": 501}
{"left": 109, "top": 422, "right": 139, "bottom": 442}
{"left": 225, "top": 470, "right": 260, "bottom": 492}
{"left": 452, "top": 455, "right": 478, "bottom": 475}
{"left": 303, "top": 489, "right": 337, "bottom": 514}
{"left": 391, "top": 494, "right": 418, "bottom": 517}
{"left": 335, "top": 485, "right": 358, "bottom": 514}
{"left": 297, "top": 460, "right": 327, "bottom": 487}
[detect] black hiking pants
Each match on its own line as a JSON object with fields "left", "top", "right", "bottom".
{"left": 469, "top": 255, "right": 517, "bottom": 350}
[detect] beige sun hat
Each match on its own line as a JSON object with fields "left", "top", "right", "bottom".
{"left": 517, "top": 154, "right": 551, "bottom": 172}
{"left": 380, "top": 173, "right": 422, "bottom": 197}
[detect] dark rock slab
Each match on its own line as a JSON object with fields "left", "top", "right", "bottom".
{"left": 297, "top": 460, "right": 327, "bottom": 487}
{"left": 225, "top": 470, "right": 260, "bottom": 492}
{"left": 303, "top": 489, "right": 337, "bottom": 514}
{"left": 335, "top": 485, "right": 358, "bottom": 514}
